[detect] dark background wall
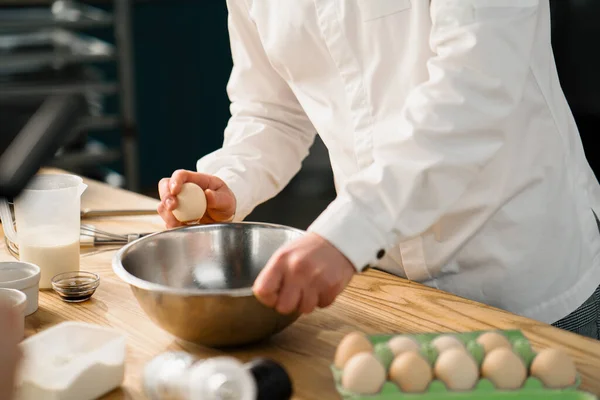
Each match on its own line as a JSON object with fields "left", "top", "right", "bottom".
{"left": 93, "top": 1, "right": 233, "bottom": 190}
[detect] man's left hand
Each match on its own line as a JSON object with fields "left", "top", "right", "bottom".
{"left": 253, "top": 232, "right": 356, "bottom": 315}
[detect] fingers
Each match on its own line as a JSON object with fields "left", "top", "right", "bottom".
{"left": 253, "top": 261, "right": 284, "bottom": 309}
{"left": 168, "top": 170, "right": 190, "bottom": 196}
{"left": 317, "top": 289, "right": 339, "bottom": 309}
{"left": 170, "top": 169, "right": 226, "bottom": 195}
{"left": 298, "top": 288, "right": 318, "bottom": 314}
{"left": 157, "top": 202, "right": 182, "bottom": 229}
{"left": 255, "top": 265, "right": 334, "bottom": 314}
{"left": 156, "top": 178, "right": 181, "bottom": 228}
{"left": 205, "top": 189, "right": 235, "bottom": 222}
{"left": 158, "top": 178, "right": 170, "bottom": 200}
{"left": 157, "top": 177, "right": 180, "bottom": 228}
{"left": 253, "top": 234, "right": 354, "bottom": 315}
{"left": 255, "top": 250, "right": 313, "bottom": 315}
{"left": 158, "top": 178, "right": 178, "bottom": 212}
{"left": 158, "top": 170, "right": 236, "bottom": 228}
{"left": 274, "top": 276, "right": 302, "bottom": 315}
{"left": 316, "top": 273, "right": 345, "bottom": 309}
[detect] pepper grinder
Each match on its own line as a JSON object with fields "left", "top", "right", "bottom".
{"left": 143, "top": 351, "right": 293, "bottom": 400}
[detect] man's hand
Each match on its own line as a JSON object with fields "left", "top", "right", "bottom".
{"left": 0, "top": 305, "right": 22, "bottom": 400}
{"left": 157, "top": 169, "right": 236, "bottom": 228}
{"left": 253, "top": 233, "right": 356, "bottom": 315}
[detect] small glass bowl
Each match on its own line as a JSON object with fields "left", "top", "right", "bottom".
{"left": 51, "top": 271, "right": 100, "bottom": 303}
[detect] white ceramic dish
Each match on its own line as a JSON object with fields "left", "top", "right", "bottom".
{"left": 0, "top": 262, "right": 40, "bottom": 316}
{"left": 15, "top": 321, "right": 126, "bottom": 400}
{"left": 0, "top": 288, "right": 27, "bottom": 339}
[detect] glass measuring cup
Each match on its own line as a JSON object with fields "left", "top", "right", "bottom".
{"left": 0, "top": 174, "right": 87, "bottom": 289}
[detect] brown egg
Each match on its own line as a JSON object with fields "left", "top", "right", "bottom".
{"left": 481, "top": 347, "right": 527, "bottom": 389}
{"left": 431, "top": 334, "right": 465, "bottom": 354}
{"left": 434, "top": 347, "right": 479, "bottom": 391}
{"left": 387, "top": 336, "right": 420, "bottom": 356}
{"left": 476, "top": 331, "right": 512, "bottom": 354}
{"left": 172, "top": 182, "right": 207, "bottom": 222}
{"left": 530, "top": 348, "right": 578, "bottom": 388}
{"left": 389, "top": 351, "right": 433, "bottom": 393}
{"left": 334, "top": 332, "right": 373, "bottom": 369}
{"left": 342, "top": 352, "right": 386, "bottom": 394}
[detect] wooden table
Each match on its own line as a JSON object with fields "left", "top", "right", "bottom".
{"left": 2, "top": 174, "right": 600, "bottom": 399}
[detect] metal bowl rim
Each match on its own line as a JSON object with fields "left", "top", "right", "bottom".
{"left": 111, "top": 221, "right": 305, "bottom": 297}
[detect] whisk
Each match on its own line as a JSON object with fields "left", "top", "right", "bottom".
{"left": 79, "top": 224, "right": 152, "bottom": 246}
{"left": 3, "top": 224, "right": 153, "bottom": 258}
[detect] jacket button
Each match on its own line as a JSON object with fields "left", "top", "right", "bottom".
{"left": 377, "top": 249, "right": 385, "bottom": 259}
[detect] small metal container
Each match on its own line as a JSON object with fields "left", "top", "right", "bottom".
{"left": 51, "top": 271, "right": 99, "bottom": 302}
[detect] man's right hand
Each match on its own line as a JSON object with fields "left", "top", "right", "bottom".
{"left": 157, "top": 170, "right": 237, "bottom": 229}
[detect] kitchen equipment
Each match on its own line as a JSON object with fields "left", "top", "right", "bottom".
{"left": 0, "top": 0, "right": 139, "bottom": 191}
{"left": 0, "top": 288, "right": 27, "bottom": 339}
{"left": 112, "top": 222, "right": 304, "bottom": 347}
{"left": 4, "top": 224, "right": 153, "bottom": 259}
{"left": 0, "top": 261, "right": 40, "bottom": 315}
{"left": 143, "top": 351, "right": 293, "bottom": 400}
{"left": 0, "top": 29, "right": 114, "bottom": 76}
{"left": 0, "top": 173, "right": 87, "bottom": 289}
{"left": 51, "top": 271, "right": 99, "bottom": 302}
{"left": 0, "top": 1, "right": 113, "bottom": 33}
{"left": 79, "top": 224, "right": 151, "bottom": 246}
{"left": 0, "top": 94, "right": 88, "bottom": 199}
{"left": 80, "top": 208, "right": 157, "bottom": 219}
{"left": 15, "top": 321, "right": 126, "bottom": 400}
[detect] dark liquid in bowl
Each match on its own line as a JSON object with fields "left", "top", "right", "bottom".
{"left": 59, "top": 292, "right": 94, "bottom": 302}
{"left": 54, "top": 278, "right": 98, "bottom": 302}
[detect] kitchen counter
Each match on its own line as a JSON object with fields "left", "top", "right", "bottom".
{"left": 1, "top": 172, "right": 600, "bottom": 399}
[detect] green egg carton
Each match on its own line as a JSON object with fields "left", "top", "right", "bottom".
{"left": 331, "top": 330, "right": 596, "bottom": 400}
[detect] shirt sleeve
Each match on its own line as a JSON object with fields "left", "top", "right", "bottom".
{"left": 197, "top": 0, "right": 317, "bottom": 221}
{"left": 308, "top": 1, "right": 541, "bottom": 272}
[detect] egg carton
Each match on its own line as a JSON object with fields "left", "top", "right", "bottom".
{"left": 331, "top": 330, "right": 596, "bottom": 400}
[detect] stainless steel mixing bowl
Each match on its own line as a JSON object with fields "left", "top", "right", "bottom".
{"left": 112, "top": 222, "right": 304, "bottom": 347}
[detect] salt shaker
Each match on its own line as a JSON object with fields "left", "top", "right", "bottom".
{"left": 143, "top": 351, "right": 293, "bottom": 400}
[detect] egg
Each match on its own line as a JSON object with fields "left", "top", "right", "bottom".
{"left": 172, "top": 182, "right": 207, "bottom": 222}
{"left": 434, "top": 347, "right": 479, "bottom": 391}
{"left": 481, "top": 347, "right": 527, "bottom": 389}
{"left": 530, "top": 348, "right": 578, "bottom": 388}
{"left": 389, "top": 351, "right": 433, "bottom": 393}
{"left": 431, "top": 334, "right": 465, "bottom": 353}
{"left": 476, "top": 331, "right": 512, "bottom": 354}
{"left": 387, "top": 335, "right": 420, "bottom": 356}
{"left": 334, "top": 332, "right": 373, "bottom": 369}
{"left": 342, "top": 352, "right": 386, "bottom": 394}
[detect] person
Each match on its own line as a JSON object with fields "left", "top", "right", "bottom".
{"left": 158, "top": 0, "right": 600, "bottom": 338}
{"left": 0, "top": 304, "right": 22, "bottom": 400}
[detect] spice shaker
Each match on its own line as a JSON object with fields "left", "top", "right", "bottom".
{"left": 143, "top": 351, "right": 293, "bottom": 400}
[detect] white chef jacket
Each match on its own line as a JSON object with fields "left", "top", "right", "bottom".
{"left": 197, "top": 0, "right": 600, "bottom": 324}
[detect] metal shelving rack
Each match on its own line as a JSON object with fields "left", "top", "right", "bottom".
{"left": 0, "top": 0, "right": 140, "bottom": 191}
